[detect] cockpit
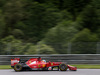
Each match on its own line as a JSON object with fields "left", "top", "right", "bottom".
{"left": 42, "top": 60, "right": 46, "bottom": 63}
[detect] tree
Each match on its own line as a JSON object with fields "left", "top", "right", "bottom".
{"left": 24, "top": 45, "right": 37, "bottom": 55}
{"left": 3, "top": 0, "right": 26, "bottom": 37}
{"left": 78, "top": 4, "right": 100, "bottom": 32}
{"left": 42, "top": 21, "right": 79, "bottom": 54}
{"left": 0, "top": 35, "right": 22, "bottom": 55}
{"left": 23, "top": 2, "right": 62, "bottom": 42}
{"left": 71, "top": 28, "right": 99, "bottom": 54}
{"left": 63, "top": 0, "right": 92, "bottom": 21}
{"left": 0, "top": 35, "right": 34, "bottom": 55}
{"left": 0, "top": 0, "right": 7, "bottom": 8}
{"left": 12, "top": 29, "right": 24, "bottom": 39}
{"left": 25, "top": 44, "right": 56, "bottom": 54}
{"left": 60, "top": 10, "right": 73, "bottom": 21}
{"left": 0, "top": 10, "right": 5, "bottom": 38}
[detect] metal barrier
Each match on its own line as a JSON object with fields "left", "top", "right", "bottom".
{"left": 0, "top": 54, "right": 100, "bottom": 65}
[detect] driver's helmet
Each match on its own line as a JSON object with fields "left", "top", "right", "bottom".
{"left": 42, "top": 60, "right": 46, "bottom": 63}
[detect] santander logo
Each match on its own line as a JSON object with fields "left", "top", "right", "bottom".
{"left": 11, "top": 60, "right": 19, "bottom": 64}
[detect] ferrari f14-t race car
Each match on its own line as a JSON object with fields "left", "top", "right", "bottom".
{"left": 11, "top": 57, "right": 77, "bottom": 72}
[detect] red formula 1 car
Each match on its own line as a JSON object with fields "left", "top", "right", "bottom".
{"left": 11, "top": 57, "right": 77, "bottom": 72}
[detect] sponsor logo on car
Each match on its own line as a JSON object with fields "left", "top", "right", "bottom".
{"left": 42, "top": 64, "right": 45, "bottom": 67}
{"left": 51, "top": 63, "right": 53, "bottom": 65}
{"left": 33, "top": 66, "right": 37, "bottom": 68}
{"left": 29, "top": 61, "right": 31, "bottom": 63}
{"left": 38, "top": 64, "right": 41, "bottom": 67}
{"left": 11, "top": 60, "right": 19, "bottom": 64}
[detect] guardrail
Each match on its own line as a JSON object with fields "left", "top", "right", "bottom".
{"left": 0, "top": 54, "right": 100, "bottom": 65}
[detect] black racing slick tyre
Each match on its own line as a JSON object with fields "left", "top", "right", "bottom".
{"left": 59, "top": 64, "right": 67, "bottom": 71}
{"left": 14, "top": 64, "right": 22, "bottom": 72}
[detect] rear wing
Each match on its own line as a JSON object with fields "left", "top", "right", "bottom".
{"left": 11, "top": 58, "right": 20, "bottom": 67}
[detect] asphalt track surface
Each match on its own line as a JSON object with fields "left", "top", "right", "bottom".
{"left": 0, "top": 69, "right": 100, "bottom": 75}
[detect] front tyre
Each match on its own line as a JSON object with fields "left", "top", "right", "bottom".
{"left": 59, "top": 64, "right": 67, "bottom": 71}
{"left": 14, "top": 64, "right": 22, "bottom": 72}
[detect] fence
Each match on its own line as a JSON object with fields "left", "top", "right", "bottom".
{"left": 0, "top": 42, "right": 100, "bottom": 55}
{"left": 1, "top": 54, "right": 100, "bottom": 65}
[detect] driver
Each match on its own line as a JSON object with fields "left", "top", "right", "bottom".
{"left": 42, "top": 60, "right": 46, "bottom": 63}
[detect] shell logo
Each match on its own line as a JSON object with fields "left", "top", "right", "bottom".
{"left": 42, "top": 64, "right": 45, "bottom": 67}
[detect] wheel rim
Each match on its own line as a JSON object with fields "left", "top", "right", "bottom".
{"left": 61, "top": 65, "right": 66, "bottom": 70}
{"left": 16, "top": 65, "right": 21, "bottom": 70}
{"left": 14, "top": 64, "right": 22, "bottom": 71}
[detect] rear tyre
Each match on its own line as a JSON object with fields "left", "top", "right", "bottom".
{"left": 14, "top": 64, "right": 22, "bottom": 72}
{"left": 59, "top": 64, "right": 67, "bottom": 71}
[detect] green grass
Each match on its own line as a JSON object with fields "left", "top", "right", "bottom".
{"left": 72, "top": 64, "right": 100, "bottom": 69}
{"left": 0, "top": 64, "right": 100, "bottom": 69}
{"left": 0, "top": 65, "right": 11, "bottom": 69}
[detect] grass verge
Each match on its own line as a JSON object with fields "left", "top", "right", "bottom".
{"left": 0, "top": 65, "right": 11, "bottom": 69}
{"left": 72, "top": 64, "right": 100, "bottom": 69}
{"left": 0, "top": 64, "right": 100, "bottom": 69}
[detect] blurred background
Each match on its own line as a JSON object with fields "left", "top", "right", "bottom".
{"left": 0, "top": 0, "right": 100, "bottom": 55}
{"left": 0, "top": 0, "right": 100, "bottom": 66}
